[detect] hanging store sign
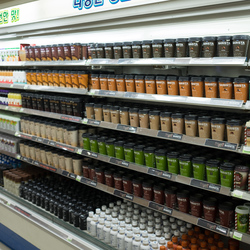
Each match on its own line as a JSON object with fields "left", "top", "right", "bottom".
{"left": 0, "top": 8, "right": 19, "bottom": 25}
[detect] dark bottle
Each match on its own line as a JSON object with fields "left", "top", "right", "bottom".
{"left": 53, "top": 196, "right": 59, "bottom": 216}
{"left": 79, "top": 213, "right": 87, "bottom": 230}
{"left": 57, "top": 199, "right": 64, "bottom": 219}
{"left": 63, "top": 203, "right": 70, "bottom": 222}
{"left": 27, "top": 185, "right": 33, "bottom": 202}
{"left": 44, "top": 195, "right": 50, "bottom": 211}
{"left": 69, "top": 204, "right": 75, "bottom": 224}
{"left": 35, "top": 187, "right": 41, "bottom": 206}
{"left": 72, "top": 207, "right": 80, "bottom": 228}
{"left": 19, "top": 181, "right": 25, "bottom": 198}
{"left": 40, "top": 190, "right": 46, "bottom": 209}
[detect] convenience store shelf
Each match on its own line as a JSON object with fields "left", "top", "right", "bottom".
{"left": 0, "top": 105, "right": 83, "bottom": 124}
{"left": 0, "top": 60, "right": 88, "bottom": 67}
{"left": 0, "top": 84, "right": 88, "bottom": 95}
{"left": 0, "top": 150, "right": 232, "bottom": 238}
{"left": 82, "top": 118, "right": 242, "bottom": 153}
{"left": 89, "top": 57, "right": 248, "bottom": 66}
{"left": 13, "top": 130, "right": 232, "bottom": 197}
{"left": 2, "top": 148, "right": 250, "bottom": 243}
{"left": 0, "top": 188, "right": 113, "bottom": 250}
{"left": 89, "top": 90, "right": 247, "bottom": 110}
{"left": 0, "top": 57, "right": 247, "bottom": 67}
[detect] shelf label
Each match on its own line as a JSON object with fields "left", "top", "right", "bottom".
{"left": 157, "top": 131, "right": 183, "bottom": 140}
{"left": 60, "top": 115, "right": 82, "bottom": 123}
{"left": 87, "top": 119, "right": 101, "bottom": 126}
{"left": 69, "top": 173, "right": 76, "bottom": 179}
{"left": 210, "top": 98, "right": 243, "bottom": 107}
{"left": 233, "top": 231, "right": 243, "bottom": 241}
{"left": 82, "top": 150, "right": 98, "bottom": 158}
{"left": 16, "top": 155, "right": 21, "bottom": 160}
{"left": 205, "top": 139, "right": 237, "bottom": 151}
{"left": 49, "top": 141, "right": 56, "bottom": 146}
{"left": 114, "top": 190, "right": 134, "bottom": 201}
{"left": 55, "top": 143, "right": 76, "bottom": 152}
{"left": 110, "top": 157, "right": 129, "bottom": 167}
{"left": 19, "top": 133, "right": 34, "bottom": 141}
{"left": 148, "top": 202, "right": 173, "bottom": 215}
{"left": 39, "top": 163, "right": 57, "bottom": 172}
{"left": 117, "top": 124, "right": 137, "bottom": 133}
{"left": 76, "top": 175, "right": 82, "bottom": 182}
{"left": 82, "top": 118, "right": 88, "bottom": 124}
{"left": 231, "top": 190, "right": 244, "bottom": 198}
{"left": 43, "top": 139, "right": 49, "bottom": 144}
{"left": 14, "top": 206, "right": 31, "bottom": 217}
{"left": 190, "top": 179, "right": 221, "bottom": 193}
{"left": 81, "top": 177, "right": 97, "bottom": 187}
{"left": 61, "top": 170, "right": 69, "bottom": 177}
{"left": 148, "top": 168, "right": 172, "bottom": 180}
{"left": 37, "top": 137, "right": 44, "bottom": 143}
{"left": 77, "top": 149, "right": 82, "bottom": 155}
{"left": 197, "top": 218, "right": 228, "bottom": 236}
{"left": 97, "top": 90, "right": 116, "bottom": 96}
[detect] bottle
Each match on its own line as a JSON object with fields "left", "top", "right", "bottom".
{"left": 200, "top": 242, "right": 207, "bottom": 250}
{"left": 197, "top": 234, "right": 205, "bottom": 246}
{"left": 180, "top": 226, "right": 187, "bottom": 236}
{"left": 162, "top": 214, "right": 168, "bottom": 220}
{"left": 103, "top": 221, "right": 111, "bottom": 244}
{"left": 117, "top": 228, "right": 125, "bottom": 250}
{"left": 163, "top": 220, "right": 171, "bottom": 227}
{"left": 158, "top": 237, "right": 167, "bottom": 248}
{"left": 213, "top": 233, "right": 220, "bottom": 243}
{"left": 119, "top": 221, "right": 126, "bottom": 231}
{"left": 147, "top": 226, "right": 155, "bottom": 238}
{"left": 207, "top": 238, "right": 214, "bottom": 249}
{"left": 155, "top": 217, "right": 161, "bottom": 224}
{"left": 133, "top": 227, "right": 140, "bottom": 235}
{"left": 177, "top": 220, "right": 183, "bottom": 226}
{"left": 109, "top": 202, "right": 115, "bottom": 211}
{"left": 186, "top": 223, "right": 192, "bottom": 230}
{"left": 101, "top": 204, "right": 107, "bottom": 213}
{"left": 191, "top": 245, "right": 198, "bottom": 250}
{"left": 132, "top": 234, "right": 141, "bottom": 250}
{"left": 217, "top": 241, "right": 224, "bottom": 250}
{"left": 141, "top": 239, "right": 150, "bottom": 250}
{"left": 97, "top": 218, "right": 105, "bottom": 240}
{"left": 169, "top": 217, "right": 175, "bottom": 223}
{"left": 149, "top": 234, "right": 157, "bottom": 244}
{"left": 163, "top": 227, "right": 171, "bottom": 233}
{"left": 151, "top": 241, "right": 159, "bottom": 250}
{"left": 155, "top": 230, "right": 162, "bottom": 242}
{"left": 125, "top": 225, "right": 133, "bottom": 236}
{"left": 105, "top": 208, "right": 111, "bottom": 218}
{"left": 95, "top": 208, "right": 101, "bottom": 218}
{"left": 87, "top": 211, "right": 94, "bottom": 233}
{"left": 177, "top": 247, "right": 183, "bottom": 250}
{"left": 124, "top": 231, "right": 133, "bottom": 250}
{"left": 164, "top": 232, "right": 171, "bottom": 244}
{"left": 110, "top": 224, "right": 118, "bottom": 247}
{"left": 171, "top": 223, "right": 178, "bottom": 234}
{"left": 210, "top": 246, "right": 217, "bottom": 250}
{"left": 172, "top": 236, "right": 179, "bottom": 249}
{"left": 182, "top": 240, "right": 189, "bottom": 250}
{"left": 190, "top": 238, "right": 197, "bottom": 247}
{"left": 90, "top": 215, "right": 98, "bottom": 237}
{"left": 141, "top": 231, "right": 149, "bottom": 242}
{"left": 194, "top": 226, "right": 200, "bottom": 238}
{"left": 118, "top": 214, "right": 125, "bottom": 224}
{"left": 167, "top": 241, "right": 174, "bottom": 250}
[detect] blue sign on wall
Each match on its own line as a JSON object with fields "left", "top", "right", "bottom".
{"left": 73, "top": 0, "right": 131, "bottom": 10}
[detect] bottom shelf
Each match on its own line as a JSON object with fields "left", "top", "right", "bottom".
{"left": 0, "top": 188, "right": 114, "bottom": 250}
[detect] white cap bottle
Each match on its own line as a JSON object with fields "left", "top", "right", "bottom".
{"left": 164, "top": 232, "right": 172, "bottom": 243}
{"left": 132, "top": 220, "right": 138, "bottom": 228}
{"left": 141, "top": 239, "right": 150, "bottom": 250}
{"left": 155, "top": 223, "right": 161, "bottom": 230}
{"left": 116, "top": 200, "right": 122, "bottom": 206}
{"left": 158, "top": 237, "right": 167, "bottom": 247}
{"left": 133, "top": 227, "right": 140, "bottom": 235}
{"left": 149, "top": 234, "right": 156, "bottom": 243}
{"left": 169, "top": 217, "right": 175, "bottom": 223}
{"left": 163, "top": 220, "right": 170, "bottom": 227}
{"left": 117, "top": 228, "right": 125, "bottom": 250}
{"left": 110, "top": 224, "right": 118, "bottom": 247}
{"left": 153, "top": 211, "right": 159, "bottom": 217}
{"left": 133, "top": 204, "right": 139, "bottom": 209}
{"left": 186, "top": 223, "right": 192, "bottom": 229}
{"left": 180, "top": 226, "right": 187, "bottom": 235}
{"left": 161, "top": 214, "right": 168, "bottom": 220}
{"left": 132, "top": 234, "right": 141, "bottom": 250}
{"left": 163, "top": 226, "right": 171, "bottom": 233}
{"left": 126, "top": 212, "right": 133, "bottom": 218}
{"left": 87, "top": 211, "right": 94, "bottom": 233}
{"left": 155, "top": 217, "right": 161, "bottom": 224}
{"left": 101, "top": 205, "right": 107, "bottom": 212}
{"left": 124, "top": 231, "right": 133, "bottom": 250}
{"left": 103, "top": 221, "right": 111, "bottom": 244}
{"left": 119, "top": 221, "right": 126, "bottom": 231}
{"left": 125, "top": 217, "right": 131, "bottom": 225}
{"left": 118, "top": 214, "right": 124, "bottom": 224}
{"left": 105, "top": 208, "right": 111, "bottom": 218}
{"left": 97, "top": 218, "right": 105, "bottom": 240}
{"left": 141, "top": 212, "right": 147, "bottom": 218}
{"left": 90, "top": 215, "right": 98, "bottom": 237}
{"left": 155, "top": 229, "right": 162, "bottom": 242}
{"left": 125, "top": 225, "right": 132, "bottom": 236}
{"left": 141, "top": 231, "right": 148, "bottom": 242}
{"left": 112, "top": 211, "right": 118, "bottom": 219}
{"left": 177, "top": 219, "right": 183, "bottom": 226}
{"left": 146, "top": 209, "right": 153, "bottom": 215}
{"left": 134, "top": 209, "right": 140, "bottom": 215}
{"left": 150, "top": 241, "right": 158, "bottom": 250}
{"left": 109, "top": 202, "right": 114, "bottom": 210}
{"left": 95, "top": 208, "right": 101, "bottom": 217}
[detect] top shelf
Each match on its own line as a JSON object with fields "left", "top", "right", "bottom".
{"left": 0, "top": 57, "right": 248, "bottom": 67}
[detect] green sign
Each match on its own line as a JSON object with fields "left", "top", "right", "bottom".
{"left": 11, "top": 8, "right": 19, "bottom": 23}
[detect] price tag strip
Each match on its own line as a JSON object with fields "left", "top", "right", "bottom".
{"left": 148, "top": 201, "right": 173, "bottom": 215}
{"left": 148, "top": 168, "right": 172, "bottom": 180}
{"left": 113, "top": 190, "right": 134, "bottom": 201}
{"left": 205, "top": 139, "right": 237, "bottom": 151}
{"left": 190, "top": 179, "right": 221, "bottom": 193}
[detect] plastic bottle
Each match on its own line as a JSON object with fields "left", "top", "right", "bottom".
{"left": 151, "top": 241, "right": 159, "bottom": 250}
{"left": 110, "top": 224, "right": 118, "bottom": 247}
{"left": 200, "top": 242, "right": 207, "bottom": 250}
{"left": 133, "top": 227, "right": 140, "bottom": 235}
{"left": 97, "top": 218, "right": 105, "bottom": 240}
{"left": 155, "top": 217, "right": 161, "bottom": 224}
{"left": 172, "top": 236, "right": 179, "bottom": 249}
{"left": 194, "top": 226, "right": 200, "bottom": 238}
{"left": 117, "top": 228, "right": 125, "bottom": 250}
{"left": 118, "top": 214, "right": 125, "bottom": 224}
{"left": 141, "top": 239, "right": 150, "bottom": 250}
{"left": 132, "top": 234, "right": 141, "bottom": 250}
{"left": 125, "top": 224, "right": 133, "bottom": 236}
{"left": 163, "top": 227, "right": 171, "bottom": 233}
{"left": 90, "top": 215, "right": 98, "bottom": 237}
{"left": 101, "top": 205, "right": 107, "bottom": 213}
{"left": 213, "top": 233, "right": 220, "bottom": 243}
{"left": 197, "top": 234, "right": 205, "bottom": 246}
{"left": 109, "top": 202, "right": 115, "bottom": 211}
{"left": 191, "top": 245, "right": 198, "bottom": 250}
{"left": 169, "top": 217, "right": 175, "bottom": 223}
{"left": 217, "top": 241, "right": 224, "bottom": 250}
{"left": 186, "top": 223, "right": 192, "bottom": 230}
{"left": 105, "top": 208, "right": 111, "bottom": 218}
{"left": 162, "top": 214, "right": 168, "bottom": 220}
{"left": 177, "top": 220, "right": 183, "bottom": 226}
{"left": 155, "top": 230, "right": 162, "bottom": 242}
{"left": 167, "top": 241, "right": 174, "bottom": 250}
{"left": 207, "top": 237, "right": 214, "bottom": 249}
{"left": 103, "top": 221, "right": 111, "bottom": 244}
{"left": 182, "top": 240, "right": 189, "bottom": 250}
{"left": 171, "top": 224, "right": 178, "bottom": 234}
{"left": 124, "top": 231, "right": 133, "bottom": 250}
{"left": 87, "top": 211, "right": 94, "bottom": 233}
{"left": 164, "top": 232, "right": 171, "bottom": 244}
{"left": 141, "top": 231, "right": 149, "bottom": 242}
{"left": 210, "top": 246, "right": 217, "bottom": 250}
{"left": 119, "top": 221, "right": 126, "bottom": 231}
{"left": 155, "top": 223, "right": 162, "bottom": 230}
{"left": 180, "top": 226, "right": 187, "bottom": 236}
{"left": 177, "top": 247, "right": 183, "bottom": 250}
{"left": 163, "top": 220, "right": 171, "bottom": 227}
{"left": 158, "top": 237, "right": 167, "bottom": 248}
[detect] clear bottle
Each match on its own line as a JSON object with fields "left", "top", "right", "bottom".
{"left": 110, "top": 224, "right": 118, "bottom": 247}
{"left": 141, "top": 239, "right": 150, "bottom": 250}
{"left": 117, "top": 228, "right": 126, "bottom": 250}
{"left": 90, "top": 215, "right": 98, "bottom": 237}
{"left": 132, "top": 234, "right": 141, "bottom": 250}
{"left": 87, "top": 211, "right": 94, "bottom": 233}
{"left": 124, "top": 231, "right": 133, "bottom": 250}
{"left": 97, "top": 218, "right": 105, "bottom": 240}
{"left": 103, "top": 221, "right": 111, "bottom": 244}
